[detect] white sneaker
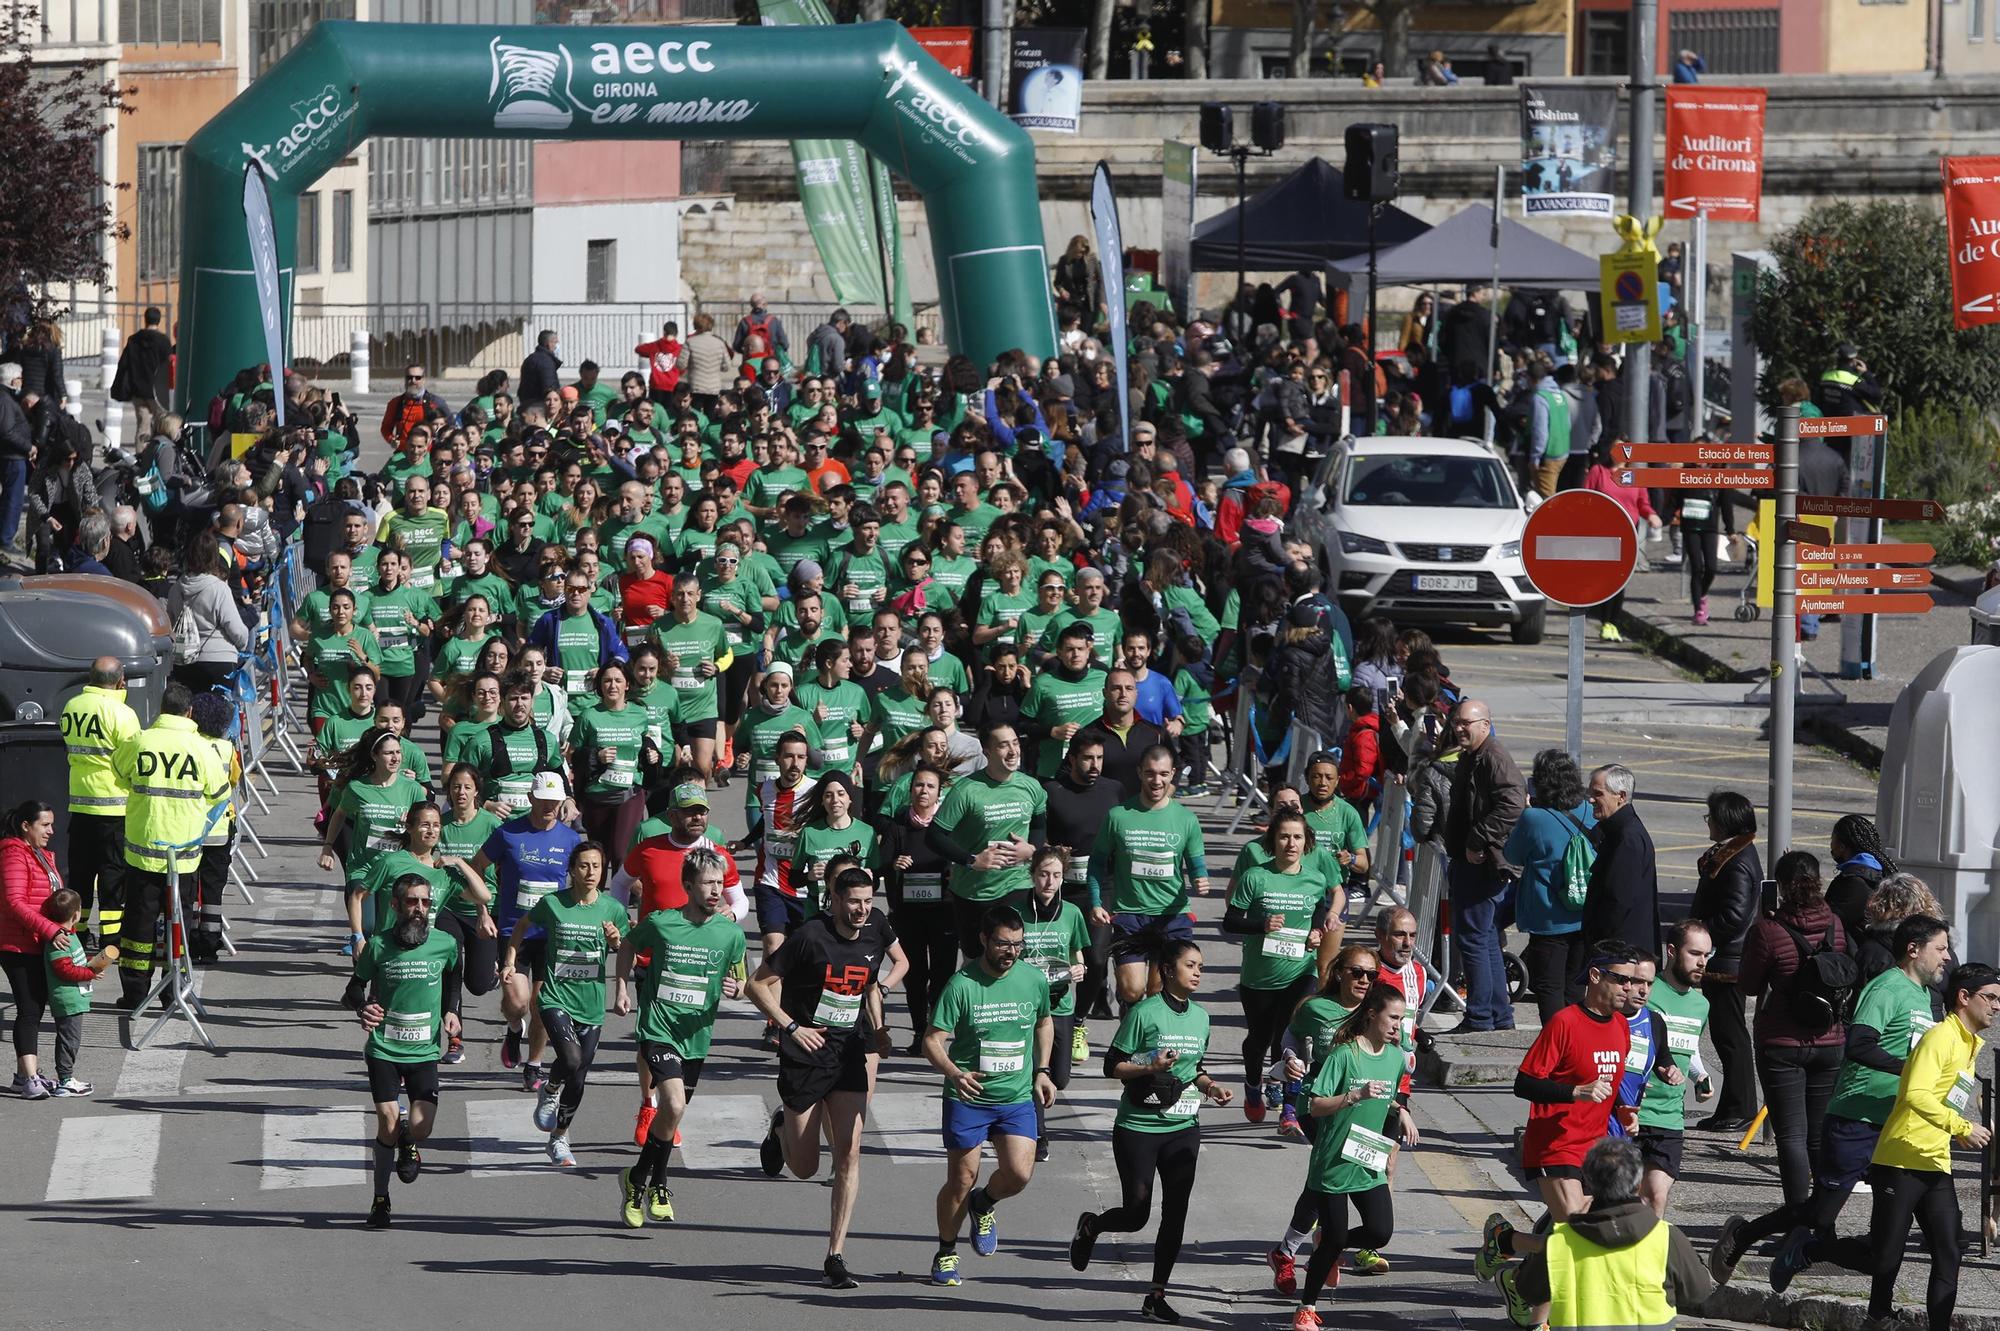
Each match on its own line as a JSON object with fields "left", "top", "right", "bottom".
{"left": 50, "top": 1078, "right": 93, "bottom": 1097}
{"left": 547, "top": 1134, "right": 575, "bottom": 1167}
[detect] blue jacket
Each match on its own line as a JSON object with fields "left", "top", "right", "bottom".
{"left": 1503, "top": 801, "right": 1596, "bottom": 936}
{"left": 527, "top": 606, "right": 629, "bottom": 671}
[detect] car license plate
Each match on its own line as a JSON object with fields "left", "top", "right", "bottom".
{"left": 1414, "top": 574, "right": 1478, "bottom": 592}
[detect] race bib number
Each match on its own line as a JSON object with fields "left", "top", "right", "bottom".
{"left": 365, "top": 829, "right": 401, "bottom": 852}
{"left": 1063, "top": 855, "right": 1089, "bottom": 885}
{"left": 657, "top": 970, "right": 708, "bottom": 1008}
{"left": 601, "top": 766, "right": 634, "bottom": 789}
{"left": 499, "top": 790, "right": 531, "bottom": 815}
{"left": 1340, "top": 1122, "right": 1396, "bottom": 1173}
{"left": 1947, "top": 1071, "right": 1979, "bottom": 1116}
{"left": 672, "top": 669, "right": 702, "bottom": 690}
{"left": 438, "top": 559, "right": 462, "bottom": 581}
{"left": 814, "top": 988, "right": 862, "bottom": 1029}
{"left": 1130, "top": 859, "right": 1178, "bottom": 880}
{"left": 410, "top": 567, "right": 436, "bottom": 589}
{"left": 519, "top": 878, "right": 559, "bottom": 911}
{"left": 1664, "top": 1014, "right": 1702, "bottom": 1055}
{"left": 1167, "top": 1086, "right": 1204, "bottom": 1118}
{"left": 752, "top": 758, "right": 778, "bottom": 783}
{"left": 565, "top": 674, "right": 590, "bottom": 695}
{"left": 1910, "top": 1013, "right": 1937, "bottom": 1055}
{"left": 1264, "top": 928, "right": 1309, "bottom": 961}
{"left": 384, "top": 1010, "right": 433, "bottom": 1044}
{"left": 553, "top": 948, "right": 600, "bottom": 981}
{"left": 1625, "top": 1044, "right": 1651, "bottom": 1075}
{"left": 903, "top": 872, "right": 943, "bottom": 903}
{"left": 821, "top": 741, "right": 851, "bottom": 765}
{"left": 767, "top": 833, "right": 798, "bottom": 862}
{"left": 978, "top": 1039, "right": 1027, "bottom": 1075}
{"left": 847, "top": 595, "right": 874, "bottom": 614}
{"left": 1680, "top": 498, "right": 1713, "bottom": 522}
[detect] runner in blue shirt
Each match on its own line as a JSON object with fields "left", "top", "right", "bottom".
{"left": 471, "top": 770, "right": 583, "bottom": 1094}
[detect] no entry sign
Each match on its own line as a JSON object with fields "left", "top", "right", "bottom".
{"left": 1665, "top": 87, "right": 1766, "bottom": 221}
{"left": 1943, "top": 156, "right": 2000, "bottom": 331}
{"left": 1522, "top": 490, "right": 1639, "bottom": 608}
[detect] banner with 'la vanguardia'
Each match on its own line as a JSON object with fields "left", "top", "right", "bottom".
{"left": 1664, "top": 86, "right": 1765, "bottom": 220}
{"left": 1518, "top": 85, "right": 1618, "bottom": 217}
{"left": 1943, "top": 156, "right": 2000, "bottom": 330}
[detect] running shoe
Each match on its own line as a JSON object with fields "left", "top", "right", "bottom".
{"left": 547, "top": 1133, "right": 575, "bottom": 1167}
{"left": 523, "top": 1062, "right": 547, "bottom": 1093}
{"left": 441, "top": 1037, "right": 465, "bottom": 1066}
{"left": 1277, "top": 1107, "right": 1305, "bottom": 1139}
{"left": 50, "top": 1077, "right": 94, "bottom": 1097}
{"left": 365, "top": 1195, "right": 392, "bottom": 1230}
{"left": 1036, "top": 1137, "right": 1051, "bottom": 1163}
{"left": 759, "top": 1106, "right": 785, "bottom": 1178}
{"left": 931, "top": 1249, "right": 962, "bottom": 1286}
{"left": 619, "top": 1167, "right": 646, "bottom": 1228}
{"left": 1709, "top": 1214, "right": 1749, "bottom": 1285}
{"left": 1497, "top": 1266, "right": 1537, "bottom": 1328}
{"left": 1352, "top": 1249, "right": 1389, "bottom": 1275}
{"left": 1474, "top": 1211, "right": 1513, "bottom": 1282}
{"left": 823, "top": 1254, "right": 858, "bottom": 1290}
{"left": 971, "top": 1206, "right": 1000, "bottom": 1257}
{"left": 1244, "top": 1081, "right": 1266, "bottom": 1124}
{"left": 673, "top": 1128, "right": 682, "bottom": 1147}
{"left": 1072, "top": 1023, "right": 1089, "bottom": 1063}
{"left": 395, "top": 1141, "right": 422, "bottom": 1184}
{"left": 1141, "top": 1291, "right": 1181, "bottom": 1324}
{"left": 534, "top": 1080, "right": 563, "bottom": 1132}
{"left": 1070, "top": 1212, "right": 1097, "bottom": 1271}
{"left": 1770, "top": 1225, "right": 1813, "bottom": 1294}
{"left": 1263, "top": 1080, "right": 1283, "bottom": 1110}
{"left": 1267, "top": 1247, "right": 1298, "bottom": 1296}
{"left": 634, "top": 1101, "right": 658, "bottom": 1147}
{"left": 1291, "top": 1309, "right": 1323, "bottom": 1331}
{"left": 501, "top": 1027, "right": 521, "bottom": 1069}
{"left": 16, "top": 1074, "right": 48, "bottom": 1101}
{"left": 646, "top": 1184, "right": 674, "bottom": 1223}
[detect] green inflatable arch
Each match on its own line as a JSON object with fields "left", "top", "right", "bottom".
{"left": 173, "top": 19, "right": 1056, "bottom": 410}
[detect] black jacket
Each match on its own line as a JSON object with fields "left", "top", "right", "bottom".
{"left": 111, "top": 328, "right": 174, "bottom": 404}
{"left": 1078, "top": 715, "right": 1167, "bottom": 797}
{"left": 1583, "top": 802, "right": 1660, "bottom": 955}
{"left": 1043, "top": 771, "right": 1125, "bottom": 864}
{"left": 964, "top": 671, "right": 1027, "bottom": 735}
{"left": 0, "top": 388, "right": 29, "bottom": 459}
{"left": 519, "top": 346, "right": 563, "bottom": 404}
{"left": 1825, "top": 859, "right": 1884, "bottom": 938}
{"left": 1689, "top": 835, "right": 1761, "bottom": 977}
{"left": 1174, "top": 369, "right": 1226, "bottom": 445}
{"left": 1443, "top": 737, "right": 1527, "bottom": 871}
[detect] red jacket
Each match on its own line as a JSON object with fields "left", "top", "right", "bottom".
{"left": 635, "top": 336, "right": 684, "bottom": 394}
{"left": 0, "top": 838, "right": 62, "bottom": 953}
{"left": 1337, "top": 712, "right": 1382, "bottom": 802}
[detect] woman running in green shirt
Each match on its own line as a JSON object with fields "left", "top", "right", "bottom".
{"left": 305, "top": 588, "right": 381, "bottom": 730}
{"left": 320, "top": 728, "right": 427, "bottom": 954}
{"left": 797, "top": 639, "right": 868, "bottom": 779}
{"left": 1224, "top": 808, "right": 1336, "bottom": 1122}
{"left": 790, "top": 772, "right": 875, "bottom": 913}
{"left": 570, "top": 661, "right": 653, "bottom": 872}
{"left": 430, "top": 593, "right": 499, "bottom": 703}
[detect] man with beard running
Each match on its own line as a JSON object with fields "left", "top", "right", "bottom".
{"left": 750, "top": 867, "right": 900, "bottom": 1290}
{"left": 922, "top": 903, "right": 1056, "bottom": 1284}
{"left": 1042, "top": 731, "right": 1122, "bottom": 1022}
{"left": 346, "top": 873, "right": 462, "bottom": 1230}
{"left": 1636, "top": 921, "right": 1715, "bottom": 1216}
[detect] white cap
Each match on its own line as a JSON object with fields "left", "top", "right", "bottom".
{"left": 530, "top": 771, "right": 568, "bottom": 802}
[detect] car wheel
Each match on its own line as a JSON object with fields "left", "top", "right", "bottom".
{"left": 1509, "top": 602, "right": 1546, "bottom": 645}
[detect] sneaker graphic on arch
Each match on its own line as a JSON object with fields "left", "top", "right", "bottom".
{"left": 489, "top": 38, "right": 579, "bottom": 130}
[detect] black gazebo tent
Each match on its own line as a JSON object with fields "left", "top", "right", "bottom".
{"left": 1329, "top": 204, "right": 1600, "bottom": 288}
{"left": 1189, "top": 157, "right": 1430, "bottom": 273}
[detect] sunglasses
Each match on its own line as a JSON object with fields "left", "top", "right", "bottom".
{"left": 1601, "top": 970, "right": 1648, "bottom": 986}
{"left": 404, "top": 897, "right": 433, "bottom": 908}
{"left": 1344, "top": 965, "right": 1379, "bottom": 979}
{"left": 714, "top": 556, "right": 739, "bottom": 566}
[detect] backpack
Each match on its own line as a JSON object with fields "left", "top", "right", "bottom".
{"left": 301, "top": 494, "right": 348, "bottom": 573}
{"left": 1775, "top": 920, "right": 1861, "bottom": 1035}
{"left": 168, "top": 581, "right": 205, "bottom": 666}
{"left": 1448, "top": 383, "right": 1475, "bottom": 429}
{"left": 1554, "top": 809, "right": 1597, "bottom": 912}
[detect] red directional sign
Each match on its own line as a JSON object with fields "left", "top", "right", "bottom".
{"left": 1943, "top": 156, "right": 2000, "bottom": 331}
{"left": 1792, "top": 539, "right": 1937, "bottom": 563}
{"left": 1796, "top": 568, "right": 1934, "bottom": 591}
{"left": 1797, "top": 594, "right": 1934, "bottom": 616}
{"left": 1617, "top": 442, "right": 1773, "bottom": 465}
{"left": 1797, "top": 496, "right": 1944, "bottom": 522}
{"left": 1798, "top": 415, "right": 1887, "bottom": 438}
{"left": 1521, "top": 490, "right": 1639, "bottom": 608}
{"left": 1619, "top": 467, "right": 1774, "bottom": 489}
{"left": 1664, "top": 86, "right": 1767, "bottom": 221}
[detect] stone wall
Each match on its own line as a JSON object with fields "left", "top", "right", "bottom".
{"left": 678, "top": 74, "right": 1991, "bottom": 325}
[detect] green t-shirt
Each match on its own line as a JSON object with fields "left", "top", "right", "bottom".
{"left": 1304, "top": 796, "right": 1369, "bottom": 857}
{"left": 307, "top": 626, "right": 381, "bottom": 721}
{"left": 935, "top": 770, "right": 1048, "bottom": 902}
{"left": 354, "top": 927, "right": 460, "bottom": 1063}
{"left": 1089, "top": 799, "right": 1207, "bottom": 915}
{"left": 1022, "top": 898, "right": 1092, "bottom": 1017}
{"left": 551, "top": 610, "right": 607, "bottom": 697}
{"left": 300, "top": 585, "right": 371, "bottom": 639}
{"left": 629, "top": 907, "right": 747, "bottom": 1058}
{"left": 1289, "top": 995, "right": 1353, "bottom": 1073}
{"left": 877, "top": 519, "right": 922, "bottom": 569}
{"left": 735, "top": 703, "right": 818, "bottom": 790}
{"left": 915, "top": 649, "right": 971, "bottom": 697}
{"left": 571, "top": 703, "right": 650, "bottom": 799}
{"left": 794, "top": 820, "right": 877, "bottom": 904}
{"left": 337, "top": 773, "right": 426, "bottom": 887}
{"left": 364, "top": 585, "right": 438, "bottom": 678}
{"left": 1019, "top": 666, "right": 1107, "bottom": 777}
{"left": 380, "top": 509, "right": 451, "bottom": 590}
{"left": 434, "top": 632, "right": 495, "bottom": 686}
{"left": 1827, "top": 967, "right": 1936, "bottom": 1126}
{"left": 797, "top": 679, "right": 870, "bottom": 775}
{"left": 1230, "top": 840, "right": 1349, "bottom": 893}
{"left": 1036, "top": 607, "right": 1123, "bottom": 668}
{"left": 931, "top": 553, "right": 977, "bottom": 603}
{"left": 745, "top": 464, "right": 812, "bottom": 516}
{"left": 976, "top": 586, "right": 1038, "bottom": 657}
{"left": 441, "top": 718, "right": 494, "bottom": 768}
{"left": 315, "top": 706, "right": 377, "bottom": 769}
{"left": 1174, "top": 667, "right": 1214, "bottom": 734}
{"left": 630, "top": 681, "right": 679, "bottom": 752}
{"left": 1637, "top": 979, "right": 1712, "bottom": 1131}
{"left": 828, "top": 546, "right": 893, "bottom": 620}
{"left": 950, "top": 503, "right": 999, "bottom": 546}
{"left": 1111, "top": 994, "right": 1211, "bottom": 1133}
{"left": 766, "top": 528, "right": 833, "bottom": 581}
{"left": 869, "top": 687, "right": 929, "bottom": 750}
{"left": 697, "top": 577, "right": 760, "bottom": 652}
{"left": 931, "top": 958, "right": 1052, "bottom": 1106}
{"left": 363, "top": 853, "right": 469, "bottom": 926}
{"left": 652, "top": 611, "right": 731, "bottom": 724}
{"left": 1302, "top": 1037, "right": 1406, "bottom": 1193}
{"left": 440, "top": 809, "right": 502, "bottom": 902}
{"left": 448, "top": 572, "right": 514, "bottom": 624}
{"left": 44, "top": 930, "right": 95, "bottom": 1019}
{"left": 527, "top": 890, "right": 628, "bottom": 1025}
{"left": 1230, "top": 863, "right": 1333, "bottom": 991}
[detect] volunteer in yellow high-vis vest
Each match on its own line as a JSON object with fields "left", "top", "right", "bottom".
{"left": 59, "top": 656, "right": 140, "bottom": 951}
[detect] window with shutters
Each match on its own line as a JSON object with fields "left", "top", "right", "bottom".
{"left": 138, "top": 143, "right": 183, "bottom": 282}
{"left": 1665, "top": 9, "right": 1781, "bottom": 73}
{"left": 586, "top": 240, "right": 616, "bottom": 304}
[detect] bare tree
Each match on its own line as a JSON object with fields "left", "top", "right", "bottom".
{"left": 1347, "top": 0, "right": 1427, "bottom": 80}
{"left": 1087, "top": 0, "right": 1114, "bottom": 78}
{"left": 1183, "top": 0, "right": 1208, "bottom": 78}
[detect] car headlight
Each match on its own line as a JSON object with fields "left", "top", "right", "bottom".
{"left": 1499, "top": 540, "right": 1522, "bottom": 559}
{"left": 1338, "top": 531, "right": 1392, "bottom": 556}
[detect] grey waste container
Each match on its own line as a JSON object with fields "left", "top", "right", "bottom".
{"left": 1878, "top": 644, "right": 2000, "bottom": 964}
{"left": 0, "top": 575, "right": 171, "bottom": 725}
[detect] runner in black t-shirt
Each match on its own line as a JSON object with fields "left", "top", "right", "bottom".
{"left": 748, "top": 867, "right": 905, "bottom": 1290}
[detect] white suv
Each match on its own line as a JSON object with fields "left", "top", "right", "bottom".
{"left": 1312, "top": 437, "right": 1546, "bottom": 644}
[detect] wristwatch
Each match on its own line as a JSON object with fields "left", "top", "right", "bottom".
{"left": 784, "top": 1020, "right": 800, "bottom": 1036}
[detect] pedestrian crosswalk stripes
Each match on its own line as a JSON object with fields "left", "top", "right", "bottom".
{"left": 675, "top": 1092, "right": 774, "bottom": 1173}
{"left": 864, "top": 1090, "right": 945, "bottom": 1165}
{"left": 46, "top": 1113, "right": 163, "bottom": 1202}
{"left": 261, "top": 1105, "right": 370, "bottom": 1189}
{"left": 464, "top": 1096, "right": 545, "bottom": 1175}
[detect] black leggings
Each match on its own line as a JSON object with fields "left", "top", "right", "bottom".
{"left": 720, "top": 653, "right": 756, "bottom": 727}
{"left": 1034, "top": 1013, "right": 1078, "bottom": 1140}
{"left": 1684, "top": 523, "right": 1721, "bottom": 602}
{"left": 891, "top": 900, "right": 958, "bottom": 1034}
{"left": 1063, "top": 884, "right": 1113, "bottom": 1012}
{"left": 1090, "top": 1123, "right": 1202, "bottom": 1289}
{"left": 539, "top": 1006, "right": 603, "bottom": 1130}
{"left": 1819, "top": 1166, "right": 1963, "bottom": 1331}
{"left": 1301, "top": 1185, "right": 1395, "bottom": 1304}
{"left": 580, "top": 792, "right": 644, "bottom": 876}
{"left": 1240, "top": 978, "right": 1311, "bottom": 1086}
{"left": 1, "top": 950, "right": 48, "bottom": 1060}
{"left": 436, "top": 912, "right": 500, "bottom": 1011}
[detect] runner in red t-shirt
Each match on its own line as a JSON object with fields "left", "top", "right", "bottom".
{"left": 622, "top": 783, "right": 743, "bottom": 919}
{"left": 1474, "top": 940, "right": 1645, "bottom": 1290}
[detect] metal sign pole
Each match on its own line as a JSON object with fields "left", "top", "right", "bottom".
{"left": 1566, "top": 606, "right": 1585, "bottom": 764}
{"left": 1768, "top": 404, "right": 1800, "bottom": 866}
{"left": 1687, "top": 209, "right": 1706, "bottom": 433}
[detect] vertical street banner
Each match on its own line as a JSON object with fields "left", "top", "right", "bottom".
{"left": 1664, "top": 87, "right": 1766, "bottom": 220}
{"left": 868, "top": 155, "right": 915, "bottom": 335}
{"left": 1942, "top": 156, "right": 2000, "bottom": 330}
{"left": 1161, "top": 141, "right": 1197, "bottom": 319}
{"left": 242, "top": 163, "right": 287, "bottom": 427}
{"left": 1518, "top": 85, "right": 1618, "bottom": 217}
{"left": 1091, "top": 163, "right": 1131, "bottom": 453}
{"left": 1009, "top": 28, "right": 1086, "bottom": 134}
{"left": 758, "top": 0, "right": 888, "bottom": 308}
{"left": 910, "top": 26, "right": 975, "bottom": 80}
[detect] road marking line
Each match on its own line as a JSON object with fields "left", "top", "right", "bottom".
{"left": 464, "top": 1097, "right": 546, "bottom": 1176}
{"left": 47, "top": 1113, "right": 162, "bottom": 1202}
{"left": 865, "top": 1092, "right": 946, "bottom": 1165}
{"left": 677, "top": 1093, "right": 771, "bottom": 1173}
{"left": 262, "top": 1105, "right": 369, "bottom": 1189}
{"left": 111, "top": 972, "right": 208, "bottom": 1099}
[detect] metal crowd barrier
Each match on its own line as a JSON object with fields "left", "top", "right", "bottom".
{"left": 219, "top": 540, "right": 314, "bottom": 910}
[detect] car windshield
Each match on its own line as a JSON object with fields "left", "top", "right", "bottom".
{"left": 1342, "top": 454, "right": 1514, "bottom": 509}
